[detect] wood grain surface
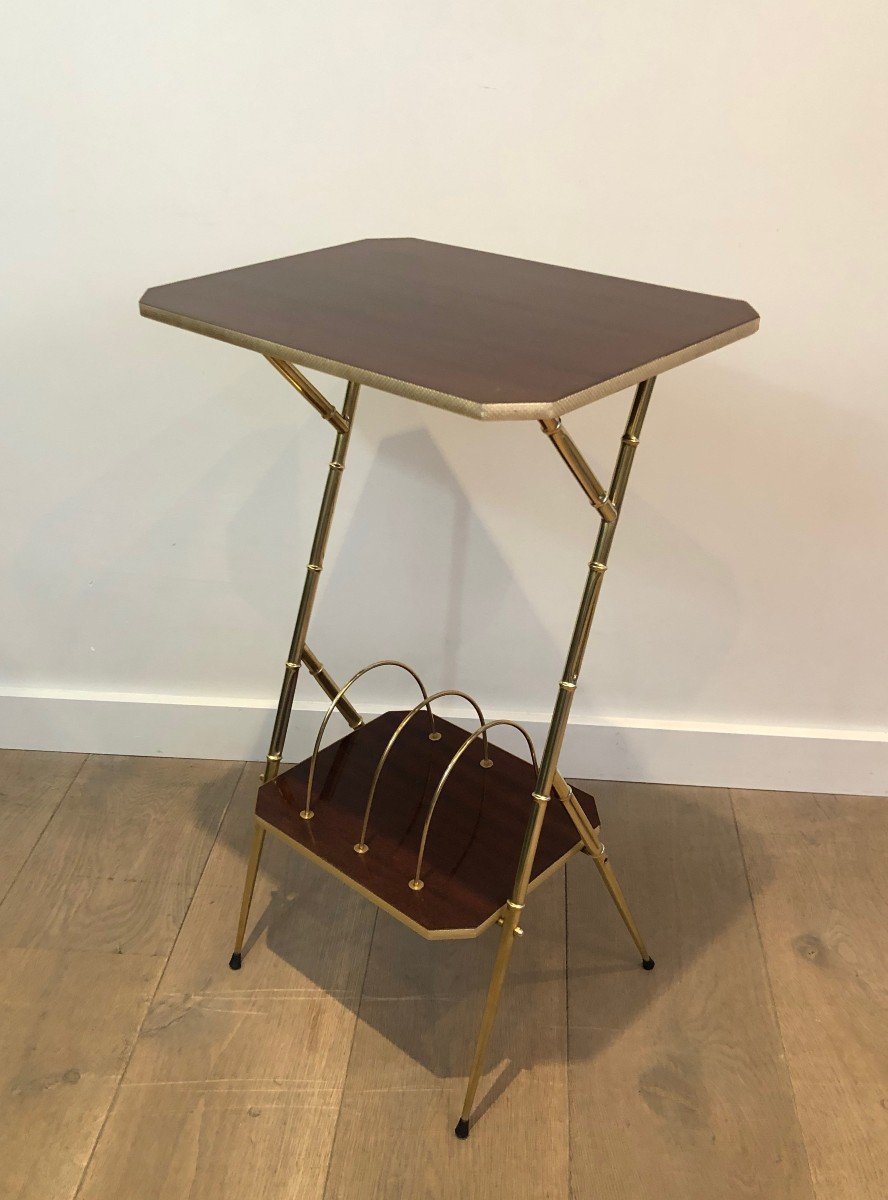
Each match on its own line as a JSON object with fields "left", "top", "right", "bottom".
{"left": 258, "top": 710, "right": 598, "bottom": 937}
{"left": 0, "top": 755, "right": 241, "bottom": 956}
{"left": 0, "top": 947, "right": 161, "bottom": 1200}
{"left": 323, "top": 875, "right": 569, "bottom": 1200}
{"left": 78, "top": 766, "right": 375, "bottom": 1200}
{"left": 1, "top": 751, "right": 883, "bottom": 1200}
{"left": 0, "top": 749, "right": 86, "bottom": 902}
{"left": 141, "top": 239, "right": 758, "bottom": 421}
{"left": 568, "top": 781, "right": 813, "bottom": 1200}
{"left": 733, "top": 790, "right": 888, "bottom": 1199}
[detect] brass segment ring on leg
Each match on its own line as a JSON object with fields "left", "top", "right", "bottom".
{"left": 266, "top": 356, "right": 350, "bottom": 433}
{"left": 261, "top": 378, "right": 360, "bottom": 785}
{"left": 456, "top": 378, "right": 658, "bottom": 1138}
{"left": 539, "top": 417, "right": 618, "bottom": 522}
{"left": 300, "top": 643, "right": 363, "bottom": 730}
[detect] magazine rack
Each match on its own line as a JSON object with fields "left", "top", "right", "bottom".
{"left": 140, "top": 238, "right": 758, "bottom": 1137}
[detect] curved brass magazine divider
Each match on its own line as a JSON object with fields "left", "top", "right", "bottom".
{"left": 354, "top": 690, "right": 493, "bottom": 856}
{"left": 408, "top": 720, "right": 539, "bottom": 892}
{"left": 302, "top": 660, "right": 438, "bottom": 821}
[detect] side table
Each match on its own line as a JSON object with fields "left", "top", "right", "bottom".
{"left": 140, "top": 238, "right": 758, "bottom": 1137}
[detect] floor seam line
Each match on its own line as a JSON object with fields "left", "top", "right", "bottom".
{"left": 565, "top": 862, "right": 573, "bottom": 1200}
{"left": 729, "top": 788, "right": 818, "bottom": 1198}
{"left": 321, "top": 907, "right": 379, "bottom": 1200}
{"left": 0, "top": 751, "right": 90, "bottom": 909}
{"left": 70, "top": 757, "right": 250, "bottom": 1199}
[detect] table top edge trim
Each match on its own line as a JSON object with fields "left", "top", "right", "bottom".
{"left": 139, "top": 302, "right": 759, "bottom": 422}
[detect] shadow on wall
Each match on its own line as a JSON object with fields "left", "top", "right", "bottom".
{"left": 229, "top": 424, "right": 543, "bottom": 708}
{"left": 226, "top": 403, "right": 734, "bottom": 744}
{"left": 276, "top": 425, "right": 562, "bottom": 711}
{"left": 9, "top": 359, "right": 886, "bottom": 732}
{"left": 223, "top": 415, "right": 744, "bottom": 771}
{"left": 225, "top": 360, "right": 886, "bottom": 734}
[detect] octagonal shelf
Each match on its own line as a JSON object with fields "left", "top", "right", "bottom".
{"left": 256, "top": 708, "right": 600, "bottom": 940}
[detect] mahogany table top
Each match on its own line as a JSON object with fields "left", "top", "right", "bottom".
{"left": 141, "top": 238, "right": 757, "bottom": 421}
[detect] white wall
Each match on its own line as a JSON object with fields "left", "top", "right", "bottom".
{"left": 2, "top": 1, "right": 887, "bottom": 793}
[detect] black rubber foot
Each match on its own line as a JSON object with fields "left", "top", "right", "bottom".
{"left": 642, "top": 958, "right": 655, "bottom": 971}
{"left": 454, "top": 1118, "right": 470, "bottom": 1140}
{"left": 229, "top": 952, "right": 242, "bottom": 971}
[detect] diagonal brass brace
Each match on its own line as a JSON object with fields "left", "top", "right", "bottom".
{"left": 300, "top": 644, "right": 363, "bottom": 729}
{"left": 539, "top": 418, "right": 617, "bottom": 522}
{"left": 267, "top": 356, "right": 351, "bottom": 434}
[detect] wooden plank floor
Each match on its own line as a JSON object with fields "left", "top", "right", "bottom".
{"left": 0, "top": 750, "right": 884, "bottom": 1199}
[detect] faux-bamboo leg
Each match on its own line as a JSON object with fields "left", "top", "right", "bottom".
{"left": 229, "top": 822, "right": 266, "bottom": 970}
{"left": 590, "top": 836, "right": 654, "bottom": 967}
{"left": 560, "top": 788, "right": 653, "bottom": 966}
{"left": 454, "top": 899, "right": 524, "bottom": 1137}
{"left": 456, "top": 377, "right": 657, "bottom": 1139}
{"left": 229, "top": 371, "right": 359, "bottom": 970}
{"left": 456, "top": 792, "right": 548, "bottom": 1138}
{"left": 261, "top": 377, "right": 361, "bottom": 785}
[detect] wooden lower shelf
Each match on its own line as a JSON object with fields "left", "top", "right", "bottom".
{"left": 256, "top": 709, "right": 600, "bottom": 940}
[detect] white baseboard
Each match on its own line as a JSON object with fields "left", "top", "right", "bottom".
{"left": 1, "top": 686, "right": 885, "bottom": 797}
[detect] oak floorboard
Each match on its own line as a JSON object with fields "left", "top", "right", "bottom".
{"left": 733, "top": 790, "right": 888, "bottom": 1200}
{"left": 566, "top": 781, "right": 814, "bottom": 1200}
{"left": 0, "top": 749, "right": 86, "bottom": 902}
{"left": 7, "top": 749, "right": 879, "bottom": 1199}
{"left": 322, "top": 866, "right": 569, "bottom": 1200}
{"left": 0, "top": 947, "right": 162, "bottom": 1200}
{"left": 0, "top": 755, "right": 242, "bottom": 956}
{"left": 77, "top": 766, "right": 376, "bottom": 1200}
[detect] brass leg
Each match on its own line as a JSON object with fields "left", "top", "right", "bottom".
{"left": 229, "top": 822, "right": 266, "bottom": 970}
{"left": 455, "top": 899, "right": 524, "bottom": 1136}
{"left": 560, "top": 788, "right": 653, "bottom": 967}
{"left": 456, "top": 378, "right": 657, "bottom": 1139}
{"left": 590, "top": 837, "right": 654, "bottom": 968}
{"left": 261, "top": 376, "right": 361, "bottom": 785}
{"left": 457, "top": 787, "right": 550, "bottom": 1139}
{"left": 232, "top": 371, "right": 359, "bottom": 968}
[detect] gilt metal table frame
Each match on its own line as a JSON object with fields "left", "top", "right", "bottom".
{"left": 230, "top": 355, "right": 655, "bottom": 1139}
{"left": 141, "top": 240, "right": 757, "bottom": 1139}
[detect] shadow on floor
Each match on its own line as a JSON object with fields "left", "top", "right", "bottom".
{"left": 210, "top": 773, "right": 765, "bottom": 1114}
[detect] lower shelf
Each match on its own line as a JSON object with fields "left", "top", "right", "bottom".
{"left": 256, "top": 709, "right": 600, "bottom": 940}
